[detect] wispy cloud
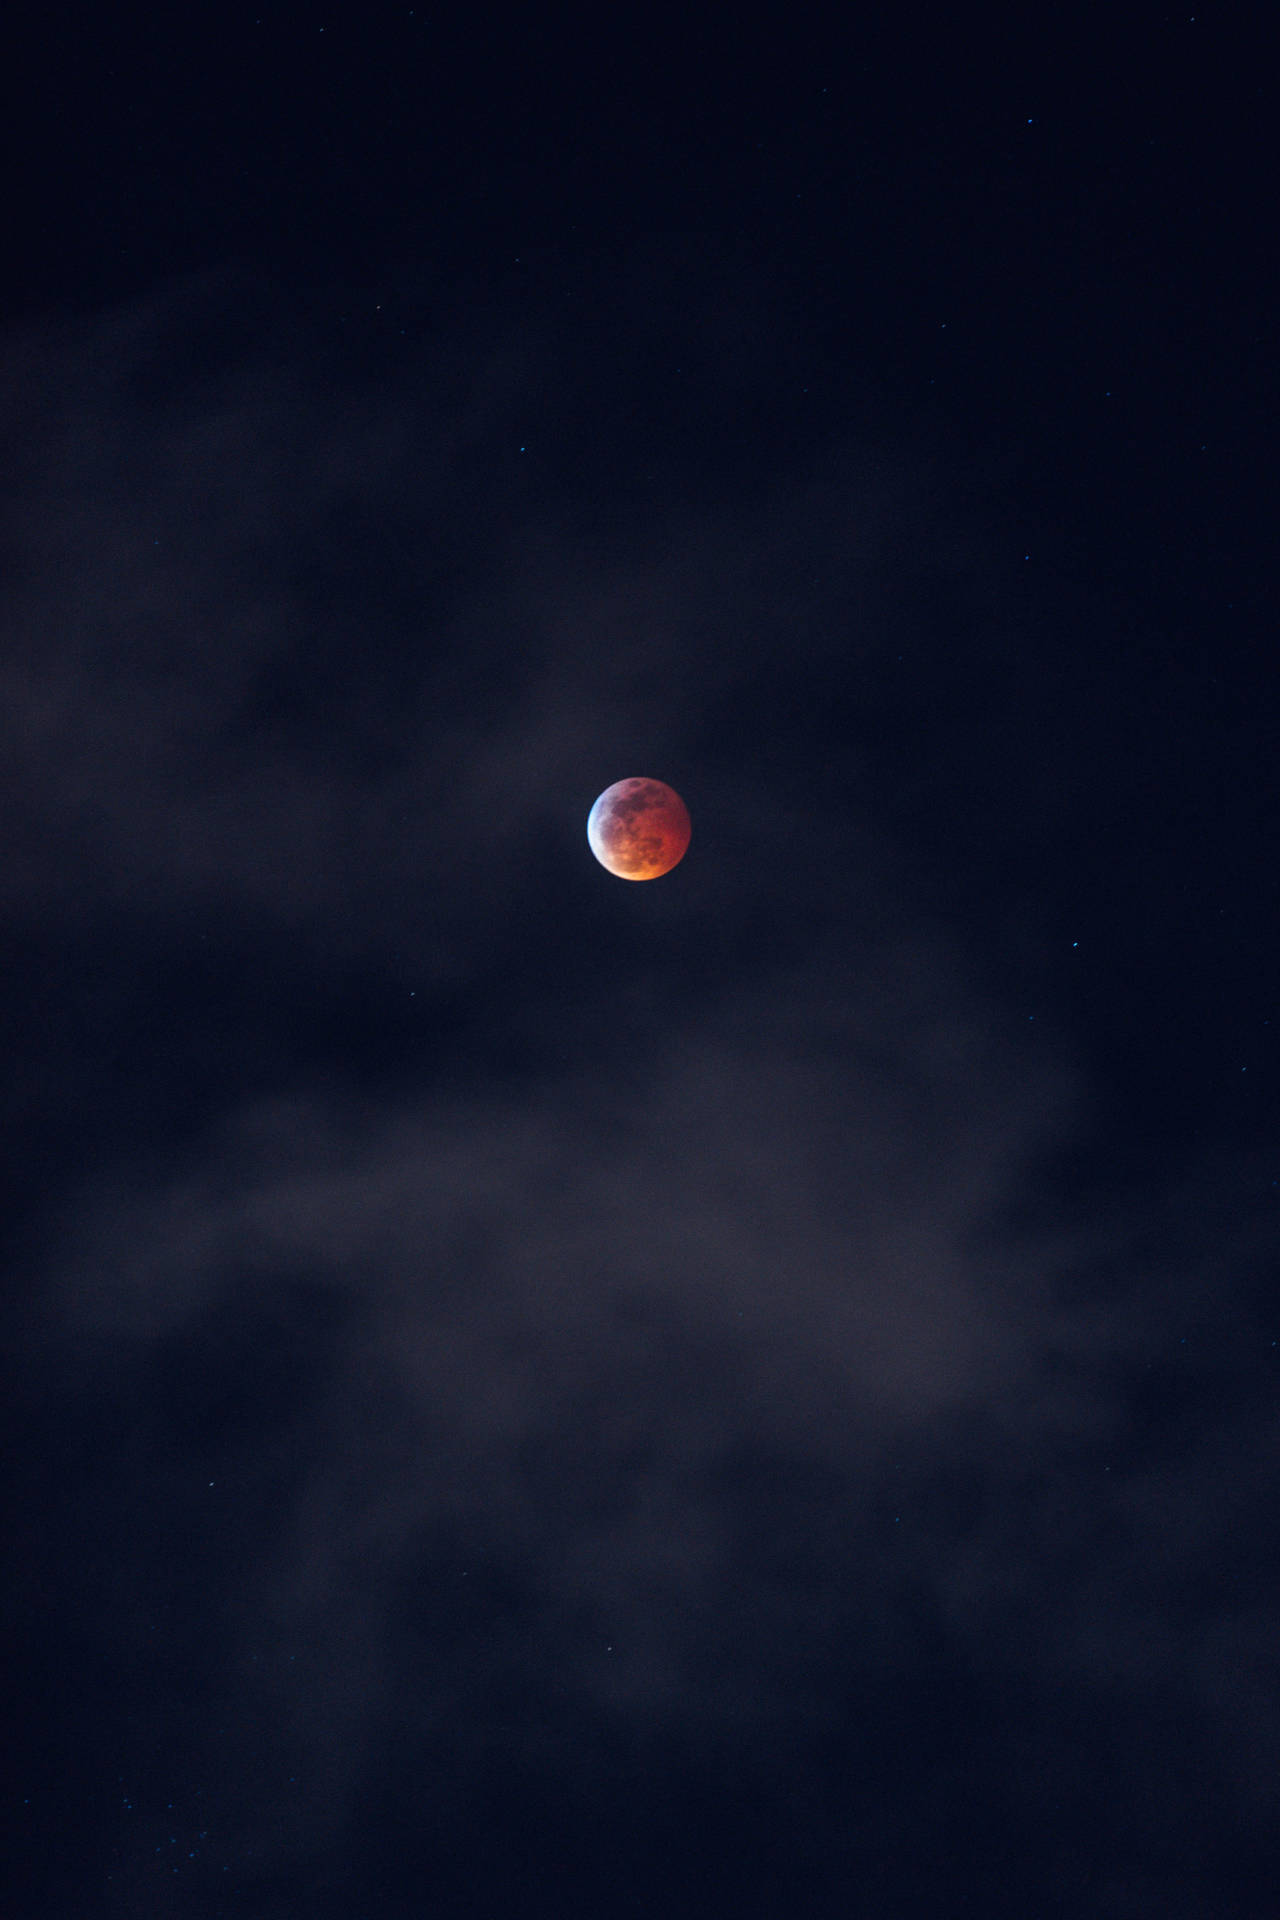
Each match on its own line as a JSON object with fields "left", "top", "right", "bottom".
{"left": 9, "top": 270, "right": 1277, "bottom": 1898}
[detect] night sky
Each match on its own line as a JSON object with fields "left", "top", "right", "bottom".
{"left": 6, "top": 6, "right": 1278, "bottom": 1915}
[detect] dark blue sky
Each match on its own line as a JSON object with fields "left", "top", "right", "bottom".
{"left": 6, "top": 6, "right": 1277, "bottom": 1915}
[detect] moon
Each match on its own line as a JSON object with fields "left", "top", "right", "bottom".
{"left": 587, "top": 777, "right": 692, "bottom": 881}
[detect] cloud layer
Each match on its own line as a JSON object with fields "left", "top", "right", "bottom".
{"left": 8, "top": 271, "right": 1277, "bottom": 1912}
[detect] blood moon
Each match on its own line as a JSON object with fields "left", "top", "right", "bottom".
{"left": 587, "top": 777, "right": 691, "bottom": 880}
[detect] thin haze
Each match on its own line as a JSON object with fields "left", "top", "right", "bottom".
{"left": 7, "top": 269, "right": 1277, "bottom": 1912}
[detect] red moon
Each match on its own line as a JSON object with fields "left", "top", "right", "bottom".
{"left": 587, "top": 777, "right": 691, "bottom": 881}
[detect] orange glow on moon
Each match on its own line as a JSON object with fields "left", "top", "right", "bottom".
{"left": 587, "top": 777, "right": 691, "bottom": 881}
